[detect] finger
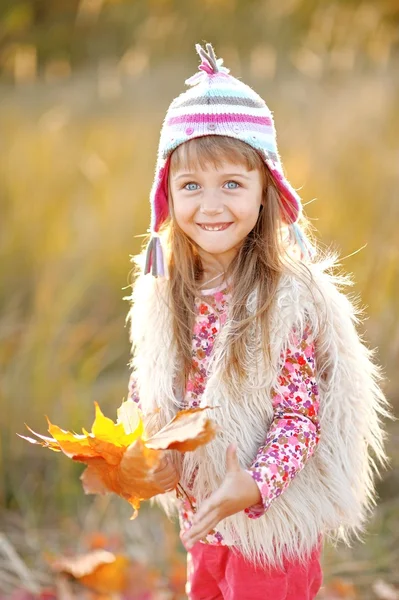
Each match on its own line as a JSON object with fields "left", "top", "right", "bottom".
{"left": 165, "top": 484, "right": 177, "bottom": 492}
{"left": 226, "top": 443, "right": 240, "bottom": 474}
{"left": 156, "top": 467, "right": 179, "bottom": 484}
{"left": 155, "top": 466, "right": 178, "bottom": 484}
{"left": 191, "top": 500, "right": 214, "bottom": 525}
{"left": 183, "top": 494, "right": 225, "bottom": 546}
{"left": 183, "top": 511, "right": 219, "bottom": 549}
{"left": 179, "top": 530, "right": 192, "bottom": 551}
{"left": 163, "top": 478, "right": 180, "bottom": 492}
{"left": 186, "top": 500, "right": 218, "bottom": 534}
{"left": 158, "top": 461, "right": 178, "bottom": 477}
{"left": 153, "top": 455, "right": 169, "bottom": 473}
{"left": 157, "top": 473, "right": 180, "bottom": 490}
{"left": 192, "top": 490, "right": 224, "bottom": 524}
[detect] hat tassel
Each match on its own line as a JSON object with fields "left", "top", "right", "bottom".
{"left": 290, "top": 222, "right": 315, "bottom": 261}
{"left": 144, "top": 234, "right": 168, "bottom": 278}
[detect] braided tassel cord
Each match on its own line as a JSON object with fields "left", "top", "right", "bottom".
{"left": 290, "top": 223, "right": 316, "bottom": 261}
{"left": 144, "top": 234, "right": 169, "bottom": 278}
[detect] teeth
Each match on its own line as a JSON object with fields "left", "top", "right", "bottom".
{"left": 200, "top": 224, "right": 228, "bottom": 231}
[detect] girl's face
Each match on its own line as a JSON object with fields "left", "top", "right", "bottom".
{"left": 170, "top": 159, "right": 264, "bottom": 269}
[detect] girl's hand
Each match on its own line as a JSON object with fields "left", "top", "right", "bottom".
{"left": 151, "top": 452, "right": 180, "bottom": 493}
{"left": 181, "top": 444, "right": 262, "bottom": 550}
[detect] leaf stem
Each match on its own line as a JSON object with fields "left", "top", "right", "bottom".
{"left": 176, "top": 483, "right": 195, "bottom": 512}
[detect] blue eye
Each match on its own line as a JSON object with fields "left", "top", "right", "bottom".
{"left": 184, "top": 182, "right": 200, "bottom": 191}
{"left": 225, "top": 181, "right": 239, "bottom": 189}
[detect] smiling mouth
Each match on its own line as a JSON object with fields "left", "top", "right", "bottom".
{"left": 197, "top": 223, "right": 233, "bottom": 231}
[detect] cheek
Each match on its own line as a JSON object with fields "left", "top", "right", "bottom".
{"left": 233, "top": 202, "right": 261, "bottom": 224}
{"left": 231, "top": 187, "right": 262, "bottom": 220}
{"left": 171, "top": 197, "right": 196, "bottom": 226}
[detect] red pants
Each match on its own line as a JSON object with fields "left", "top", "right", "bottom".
{"left": 186, "top": 542, "right": 322, "bottom": 600}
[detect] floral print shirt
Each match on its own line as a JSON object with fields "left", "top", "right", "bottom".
{"left": 127, "top": 280, "right": 321, "bottom": 545}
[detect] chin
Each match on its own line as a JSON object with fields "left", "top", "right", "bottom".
{"left": 197, "top": 244, "right": 237, "bottom": 256}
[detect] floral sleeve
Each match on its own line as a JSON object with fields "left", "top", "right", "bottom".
{"left": 127, "top": 370, "right": 142, "bottom": 410}
{"left": 244, "top": 321, "right": 321, "bottom": 519}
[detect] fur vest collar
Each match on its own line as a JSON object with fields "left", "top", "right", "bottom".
{"left": 126, "top": 259, "right": 388, "bottom": 566}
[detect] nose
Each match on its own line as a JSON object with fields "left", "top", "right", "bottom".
{"left": 199, "top": 190, "right": 224, "bottom": 216}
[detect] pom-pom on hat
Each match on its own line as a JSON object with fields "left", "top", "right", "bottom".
{"left": 145, "top": 42, "right": 312, "bottom": 276}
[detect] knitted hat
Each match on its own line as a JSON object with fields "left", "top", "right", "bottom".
{"left": 144, "top": 43, "right": 312, "bottom": 276}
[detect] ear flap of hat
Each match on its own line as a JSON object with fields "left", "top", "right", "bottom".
{"left": 151, "top": 156, "right": 171, "bottom": 233}
{"left": 263, "top": 157, "right": 301, "bottom": 224}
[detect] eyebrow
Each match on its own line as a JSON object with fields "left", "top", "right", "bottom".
{"left": 173, "top": 172, "right": 252, "bottom": 181}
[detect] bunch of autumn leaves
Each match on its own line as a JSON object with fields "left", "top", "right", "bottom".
{"left": 20, "top": 400, "right": 217, "bottom": 517}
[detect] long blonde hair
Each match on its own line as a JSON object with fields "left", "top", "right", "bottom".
{"left": 138, "top": 136, "right": 320, "bottom": 391}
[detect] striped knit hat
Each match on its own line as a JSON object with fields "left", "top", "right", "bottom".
{"left": 144, "top": 43, "right": 312, "bottom": 276}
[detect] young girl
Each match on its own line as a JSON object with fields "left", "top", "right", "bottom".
{"left": 125, "top": 43, "right": 389, "bottom": 599}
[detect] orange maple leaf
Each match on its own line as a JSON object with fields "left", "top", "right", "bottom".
{"left": 19, "top": 400, "right": 218, "bottom": 517}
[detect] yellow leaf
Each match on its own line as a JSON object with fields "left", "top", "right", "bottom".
{"left": 91, "top": 402, "right": 135, "bottom": 447}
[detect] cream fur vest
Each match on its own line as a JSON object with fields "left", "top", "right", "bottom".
{"left": 126, "top": 258, "right": 389, "bottom": 566}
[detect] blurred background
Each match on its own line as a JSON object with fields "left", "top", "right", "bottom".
{"left": 1, "top": 0, "right": 399, "bottom": 598}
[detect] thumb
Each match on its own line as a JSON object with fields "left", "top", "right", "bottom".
{"left": 226, "top": 443, "right": 241, "bottom": 474}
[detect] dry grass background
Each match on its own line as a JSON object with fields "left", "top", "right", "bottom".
{"left": 0, "top": 60, "right": 398, "bottom": 597}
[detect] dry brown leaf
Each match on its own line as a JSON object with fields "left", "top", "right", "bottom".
{"left": 76, "top": 556, "right": 130, "bottom": 594}
{"left": 51, "top": 549, "right": 115, "bottom": 578}
{"left": 146, "top": 406, "right": 219, "bottom": 452}
{"left": 19, "top": 400, "right": 217, "bottom": 517}
{"left": 51, "top": 550, "right": 129, "bottom": 593}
